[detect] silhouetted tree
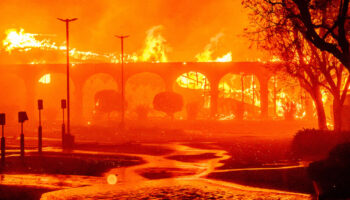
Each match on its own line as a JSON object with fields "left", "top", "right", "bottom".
{"left": 153, "top": 92, "right": 184, "bottom": 119}
{"left": 243, "top": 0, "right": 350, "bottom": 130}
{"left": 243, "top": 0, "right": 349, "bottom": 71}
{"left": 257, "top": 28, "right": 329, "bottom": 129}
{"left": 94, "top": 90, "right": 126, "bottom": 119}
{"left": 289, "top": 29, "right": 349, "bottom": 131}
{"left": 282, "top": 31, "right": 329, "bottom": 129}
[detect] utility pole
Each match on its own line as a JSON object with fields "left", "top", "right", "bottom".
{"left": 115, "top": 35, "right": 129, "bottom": 130}
{"left": 57, "top": 18, "right": 77, "bottom": 138}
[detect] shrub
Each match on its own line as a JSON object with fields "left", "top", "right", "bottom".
{"left": 153, "top": 92, "right": 183, "bottom": 118}
{"left": 291, "top": 129, "right": 337, "bottom": 158}
{"left": 135, "top": 105, "right": 149, "bottom": 120}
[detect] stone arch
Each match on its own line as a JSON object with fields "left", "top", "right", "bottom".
{"left": 218, "top": 72, "right": 261, "bottom": 120}
{"left": 125, "top": 72, "right": 166, "bottom": 119}
{"left": 267, "top": 74, "right": 309, "bottom": 119}
{"left": 173, "top": 71, "right": 211, "bottom": 120}
{"left": 82, "top": 73, "right": 119, "bottom": 124}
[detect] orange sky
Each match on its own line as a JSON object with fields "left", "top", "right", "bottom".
{"left": 0, "top": 0, "right": 267, "bottom": 62}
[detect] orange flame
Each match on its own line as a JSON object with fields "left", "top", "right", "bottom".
{"left": 140, "top": 25, "right": 168, "bottom": 62}
{"left": 195, "top": 33, "right": 232, "bottom": 62}
{"left": 176, "top": 71, "right": 210, "bottom": 90}
{"left": 3, "top": 28, "right": 56, "bottom": 53}
{"left": 2, "top": 28, "right": 138, "bottom": 63}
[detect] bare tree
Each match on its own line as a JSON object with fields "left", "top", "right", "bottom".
{"left": 243, "top": 0, "right": 349, "bottom": 70}
{"left": 243, "top": 0, "right": 350, "bottom": 130}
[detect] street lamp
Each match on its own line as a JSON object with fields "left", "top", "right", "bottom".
{"left": 57, "top": 18, "right": 77, "bottom": 138}
{"left": 115, "top": 35, "right": 129, "bottom": 130}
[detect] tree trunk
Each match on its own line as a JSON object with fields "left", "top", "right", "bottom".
{"left": 333, "top": 98, "right": 343, "bottom": 132}
{"left": 313, "top": 88, "right": 328, "bottom": 130}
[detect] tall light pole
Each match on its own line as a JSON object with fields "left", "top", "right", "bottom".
{"left": 115, "top": 35, "right": 129, "bottom": 130}
{"left": 57, "top": 18, "right": 77, "bottom": 137}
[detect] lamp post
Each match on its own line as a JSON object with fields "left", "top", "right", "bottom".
{"left": 61, "top": 99, "right": 66, "bottom": 149}
{"left": 115, "top": 35, "right": 129, "bottom": 130}
{"left": 38, "top": 99, "right": 43, "bottom": 154}
{"left": 57, "top": 18, "right": 77, "bottom": 138}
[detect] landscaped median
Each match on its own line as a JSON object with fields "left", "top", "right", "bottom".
{"left": 0, "top": 152, "right": 145, "bottom": 200}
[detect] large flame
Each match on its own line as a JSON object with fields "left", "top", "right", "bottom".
{"left": 2, "top": 28, "right": 138, "bottom": 63}
{"left": 140, "top": 25, "right": 168, "bottom": 62}
{"left": 195, "top": 33, "right": 232, "bottom": 62}
{"left": 2, "top": 28, "right": 234, "bottom": 63}
{"left": 3, "top": 28, "right": 56, "bottom": 53}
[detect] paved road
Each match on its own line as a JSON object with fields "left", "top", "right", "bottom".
{"left": 40, "top": 143, "right": 311, "bottom": 199}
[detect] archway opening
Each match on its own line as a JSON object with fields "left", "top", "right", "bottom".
{"left": 35, "top": 73, "right": 76, "bottom": 125}
{"left": 82, "top": 73, "right": 118, "bottom": 125}
{"left": 268, "top": 75, "right": 309, "bottom": 120}
{"left": 218, "top": 73, "right": 260, "bottom": 120}
{"left": 126, "top": 72, "right": 165, "bottom": 120}
{"left": 173, "top": 71, "right": 211, "bottom": 120}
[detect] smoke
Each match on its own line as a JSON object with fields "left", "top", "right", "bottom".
{"left": 195, "top": 33, "right": 224, "bottom": 61}
{"left": 0, "top": 0, "right": 266, "bottom": 62}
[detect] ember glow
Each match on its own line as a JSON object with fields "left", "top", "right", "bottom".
{"left": 38, "top": 73, "right": 51, "bottom": 84}
{"left": 176, "top": 72, "right": 210, "bottom": 90}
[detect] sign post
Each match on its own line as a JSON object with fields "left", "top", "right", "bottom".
{"left": 0, "top": 113, "right": 5, "bottom": 165}
{"left": 61, "top": 99, "right": 66, "bottom": 149}
{"left": 18, "top": 111, "right": 28, "bottom": 158}
{"left": 38, "top": 100, "right": 43, "bottom": 154}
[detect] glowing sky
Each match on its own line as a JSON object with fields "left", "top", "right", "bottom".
{"left": 0, "top": 0, "right": 267, "bottom": 62}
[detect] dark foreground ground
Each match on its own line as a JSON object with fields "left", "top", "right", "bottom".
{"left": 0, "top": 185, "right": 53, "bottom": 200}
{"left": 1, "top": 153, "right": 144, "bottom": 176}
{"left": 0, "top": 124, "right": 317, "bottom": 199}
